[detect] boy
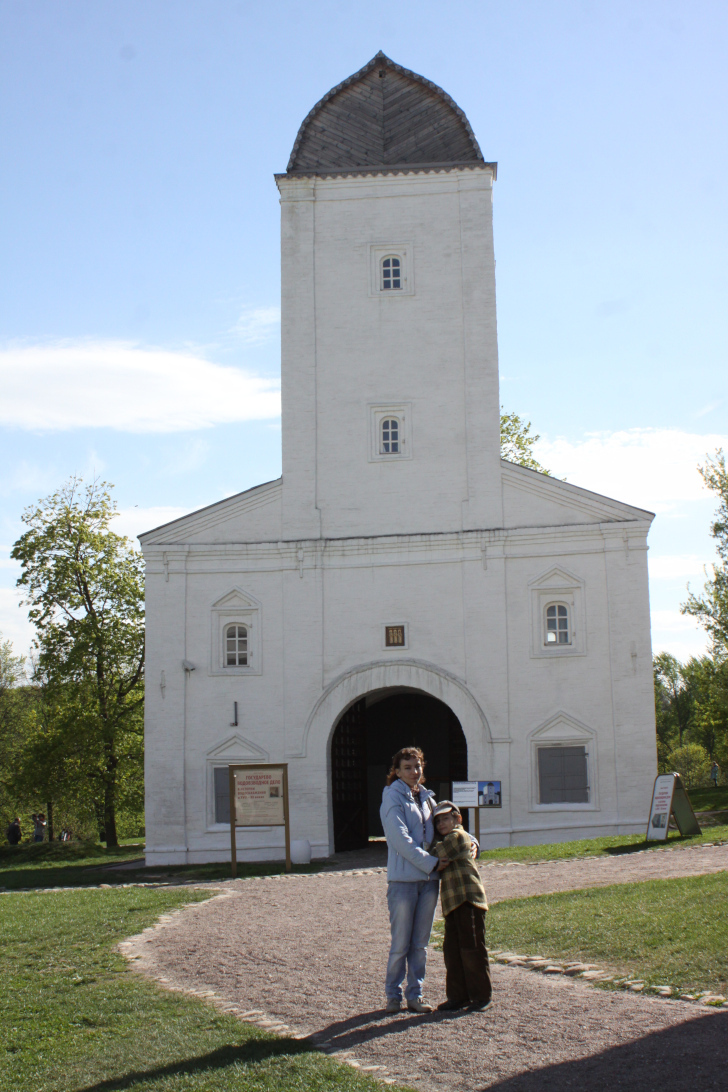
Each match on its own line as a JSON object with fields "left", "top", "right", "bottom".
{"left": 431, "top": 800, "right": 492, "bottom": 1011}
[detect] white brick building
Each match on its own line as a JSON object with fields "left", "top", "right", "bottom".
{"left": 140, "top": 53, "right": 657, "bottom": 865}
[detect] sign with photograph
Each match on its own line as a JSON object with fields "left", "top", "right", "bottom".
{"left": 646, "top": 772, "right": 701, "bottom": 841}
{"left": 232, "top": 766, "right": 286, "bottom": 827}
{"left": 452, "top": 780, "right": 502, "bottom": 808}
{"left": 646, "top": 774, "right": 674, "bottom": 840}
{"left": 228, "top": 763, "right": 291, "bottom": 876}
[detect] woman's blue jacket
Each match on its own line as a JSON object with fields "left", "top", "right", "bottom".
{"left": 380, "top": 778, "right": 440, "bottom": 882}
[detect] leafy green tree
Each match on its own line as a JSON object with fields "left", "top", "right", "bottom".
{"left": 664, "top": 742, "right": 712, "bottom": 789}
{"left": 11, "top": 478, "right": 144, "bottom": 847}
{"left": 683, "top": 449, "right": 728, "bottom": 653}
{"left": 683, "top": 655, "right": 728, "bottom": 767}
{"left": 653, "top": 652, "right": 695, "bottom": 751}
{"left": 500, "top": 410, "right": 551, "bottom": 474}
{"left": 0, "top": 634, "right": 30, "bottom": 827}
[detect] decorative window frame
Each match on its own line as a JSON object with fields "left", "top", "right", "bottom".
{"left": 205, "top": 733, "right": 270, "bottom": 831}
{"left": 369, "top": 242, "right": 414, "bottom": 297}
{"left": 529, "top": 566, "right": 586, "bottom": 658}
{"left": 381, "top": 622, "right": 409, "bottom": 651}
{"left": 528, "top": 712, "right": 599, "bottom": 813}
{"left": 209, "top": 587, "right": 262, "bottom": 676}
{"left": 369, "top": 403, "right": 412, "bottom": 462}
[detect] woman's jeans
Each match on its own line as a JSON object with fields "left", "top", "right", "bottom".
{"left": 385, "top": 878, "right": 440, "bottom": 1000}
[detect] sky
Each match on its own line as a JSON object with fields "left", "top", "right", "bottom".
{"left": 1, "top": 0, "right": 726, "bottom": 662}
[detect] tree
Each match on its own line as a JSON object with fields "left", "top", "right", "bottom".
{"left": 664, "top": 742, "right": 712, "bottom": 789}
{"left": 682, "top": 449, "right": 728, "bottom": 653}
{"left": 500, "top": 410, "right": 551, "bottom": 474}
{"left": 11, "top": 478, "right": 144, "bottom": 847}
{"left": 653, "top": 652, "right": 695, "bottom": 751}
{"left": 0, "top": 634, "right": 30, "bottom": 824}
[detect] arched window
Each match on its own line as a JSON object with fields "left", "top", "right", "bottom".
{"left": 225, "top": 624, "right": 248, "bottom": 666}
{"left": 545, "top": 604, "right": 570, "bottom": 645}
{"left": 380, "top": 417, "right": 400, "bottom": 454}
{"left": 381, "top": 255, "right": 401, "bottom": 290}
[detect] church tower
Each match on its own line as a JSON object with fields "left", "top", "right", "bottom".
{"left": 277, "top": 52, "right": 502, "bottom": 539}
{"left": 140, "top": 52, "right": 657, "bottom": 867}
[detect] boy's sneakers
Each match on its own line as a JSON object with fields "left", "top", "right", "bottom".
{"left": 406, "top": 998, "right": 433, "bottom": 1013}
{"left": 437, "top": 998, "right": 468, "bottom": 1011}
{"left": 384, "top": 998, "right": 402, "bottom": 1013}
{"left": 468, "top": 997, "right": 493, "bottom": 1011}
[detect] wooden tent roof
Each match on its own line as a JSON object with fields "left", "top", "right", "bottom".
{"left": 286, "top": 52, "right": 487, "bottom": 175}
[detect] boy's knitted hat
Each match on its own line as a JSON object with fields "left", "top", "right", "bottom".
{"left": 433, "top": 800, "right": 461, "bottom": 817}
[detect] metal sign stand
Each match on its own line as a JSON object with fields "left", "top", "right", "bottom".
{"left": 229, "top": 762, "right": 291, "bottom": 878}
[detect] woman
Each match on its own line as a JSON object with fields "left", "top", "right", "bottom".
{"left": 379, "top": 746, "right": 449, "bottom": 1014}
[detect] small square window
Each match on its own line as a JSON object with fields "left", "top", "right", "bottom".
{"left": 382, "top": 622, "right": 409, "bottom": 650}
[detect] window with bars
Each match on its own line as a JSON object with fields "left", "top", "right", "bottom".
{"left": 381, "top": 255, "right": 401, "bottom": 290}
{"left": 380, "top": 417, "right": 400, "bottom": 454}
{"left": 545, "top": 603, "right": 570, "bottom": 645}
{"left": 537, "top": 746, "right": 589, "bottom": 804}
{"left": 225, "top": 624, "right": 248, "bottom": 667}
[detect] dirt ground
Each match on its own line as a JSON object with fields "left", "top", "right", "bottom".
{"left": 127, "top": 843, "right": 728, "bottom": 1092}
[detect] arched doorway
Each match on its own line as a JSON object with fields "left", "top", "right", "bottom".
{"left": 331, "top": 690, "right": 468, "bottom": 852}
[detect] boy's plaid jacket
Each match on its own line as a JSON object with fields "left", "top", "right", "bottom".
{"left": 432, "top": 827, "right": 488, "bottom": 916}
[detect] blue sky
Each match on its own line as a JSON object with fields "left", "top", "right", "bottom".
{"left": 1, "top": 0, "right": 726, "bottom": 661}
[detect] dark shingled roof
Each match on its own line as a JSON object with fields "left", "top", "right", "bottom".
{"left": 286, "top": 51, "right": 486, "bottom": 175}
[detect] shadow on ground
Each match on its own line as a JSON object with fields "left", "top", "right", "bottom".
{"left": 476, "top": 1012, "right": 728, "bottom": 1092}
{"left": 75, "top": 1038, "right": 318, "bottom": 1091}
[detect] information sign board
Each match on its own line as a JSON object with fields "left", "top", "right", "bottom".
{"left": 646, "top": 772, "right": 701, "bottom": 841}
{"left": 452, "top": 779, "right": 502, "bottom": 844}
{"left": 232, "top": 767, "right": 286, "bottom": 827}
{"left": 452, "top": 780, "right": 502, "bottom": 808}
{"left": 228, "top": 763, "right": 291, "bottom": 876}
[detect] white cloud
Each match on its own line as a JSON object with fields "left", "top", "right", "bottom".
{"left": 233, "top": 307, "right": 281, "bottom": 344}
{"left": 648, "top": 554, "right": 712, "bottom": 581}
{"left": 536, "top": 428, "right": 727, "bottom": 513}
{"left": 650, "top": 609, "right": 709, "bottom": 662}
{"left": 0, "top": 340, "right": 281, "bottom": 432}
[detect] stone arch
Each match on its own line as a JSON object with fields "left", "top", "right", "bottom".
{"left": 298, "top": 658, "right": 492, "bottom": 760}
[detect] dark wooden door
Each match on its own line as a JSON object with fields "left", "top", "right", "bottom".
{"left": 332, "top": 699, "right": 369, "bottom": 851}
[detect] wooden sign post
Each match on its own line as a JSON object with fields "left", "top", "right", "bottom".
{"left": 646, "top": 772, "right": 701, "bottom": 841}
{"left": 228, "top": 762, "right": 291, "bottom": 878}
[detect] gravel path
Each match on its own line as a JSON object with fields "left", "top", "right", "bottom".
{"left": 129, "top": 843, "right": 728, "bottom": 1091}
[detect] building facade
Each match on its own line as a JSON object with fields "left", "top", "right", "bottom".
{"left": 141, "top": 53, "right": 657, "bottom": 865}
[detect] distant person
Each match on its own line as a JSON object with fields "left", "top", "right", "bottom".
{"left": 32, "top": 813, "right": 46, "bottom": 843}
{"left": 6, "top": 818, "right": 21, "bottom": 845}
{"left": 431, "top": 801, "right": 492, "bottom": 1012}
{"left": 710, "top": 762, "right": 720, "bottom": 789}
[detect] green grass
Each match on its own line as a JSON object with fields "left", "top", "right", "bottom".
{"left": 688, "top": 785, "right": 728, "bottom": 812}
{"left": 477, "top": 823, "right": 728, "bottom": 864}
{"left": 0, "top": 886, "right": 411, "bottom": 1092}
{"left": 434, "top": 872, "right": 728, "bottom": 996}
{"left": 0, "top": 842, "right": 322, "bottom": 890}
{"left": 0, "top": 841, "right": 146, "bottom": 867}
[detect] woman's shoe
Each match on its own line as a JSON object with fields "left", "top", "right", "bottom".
{"left": 437, "top": 999, "right": 467, "bottom": 1011}
{"left": 384, "top": 998, "right": 402, "bottom": 1013}
{"left": 406, "top": 998, "right": 433, "bottom": 1013}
